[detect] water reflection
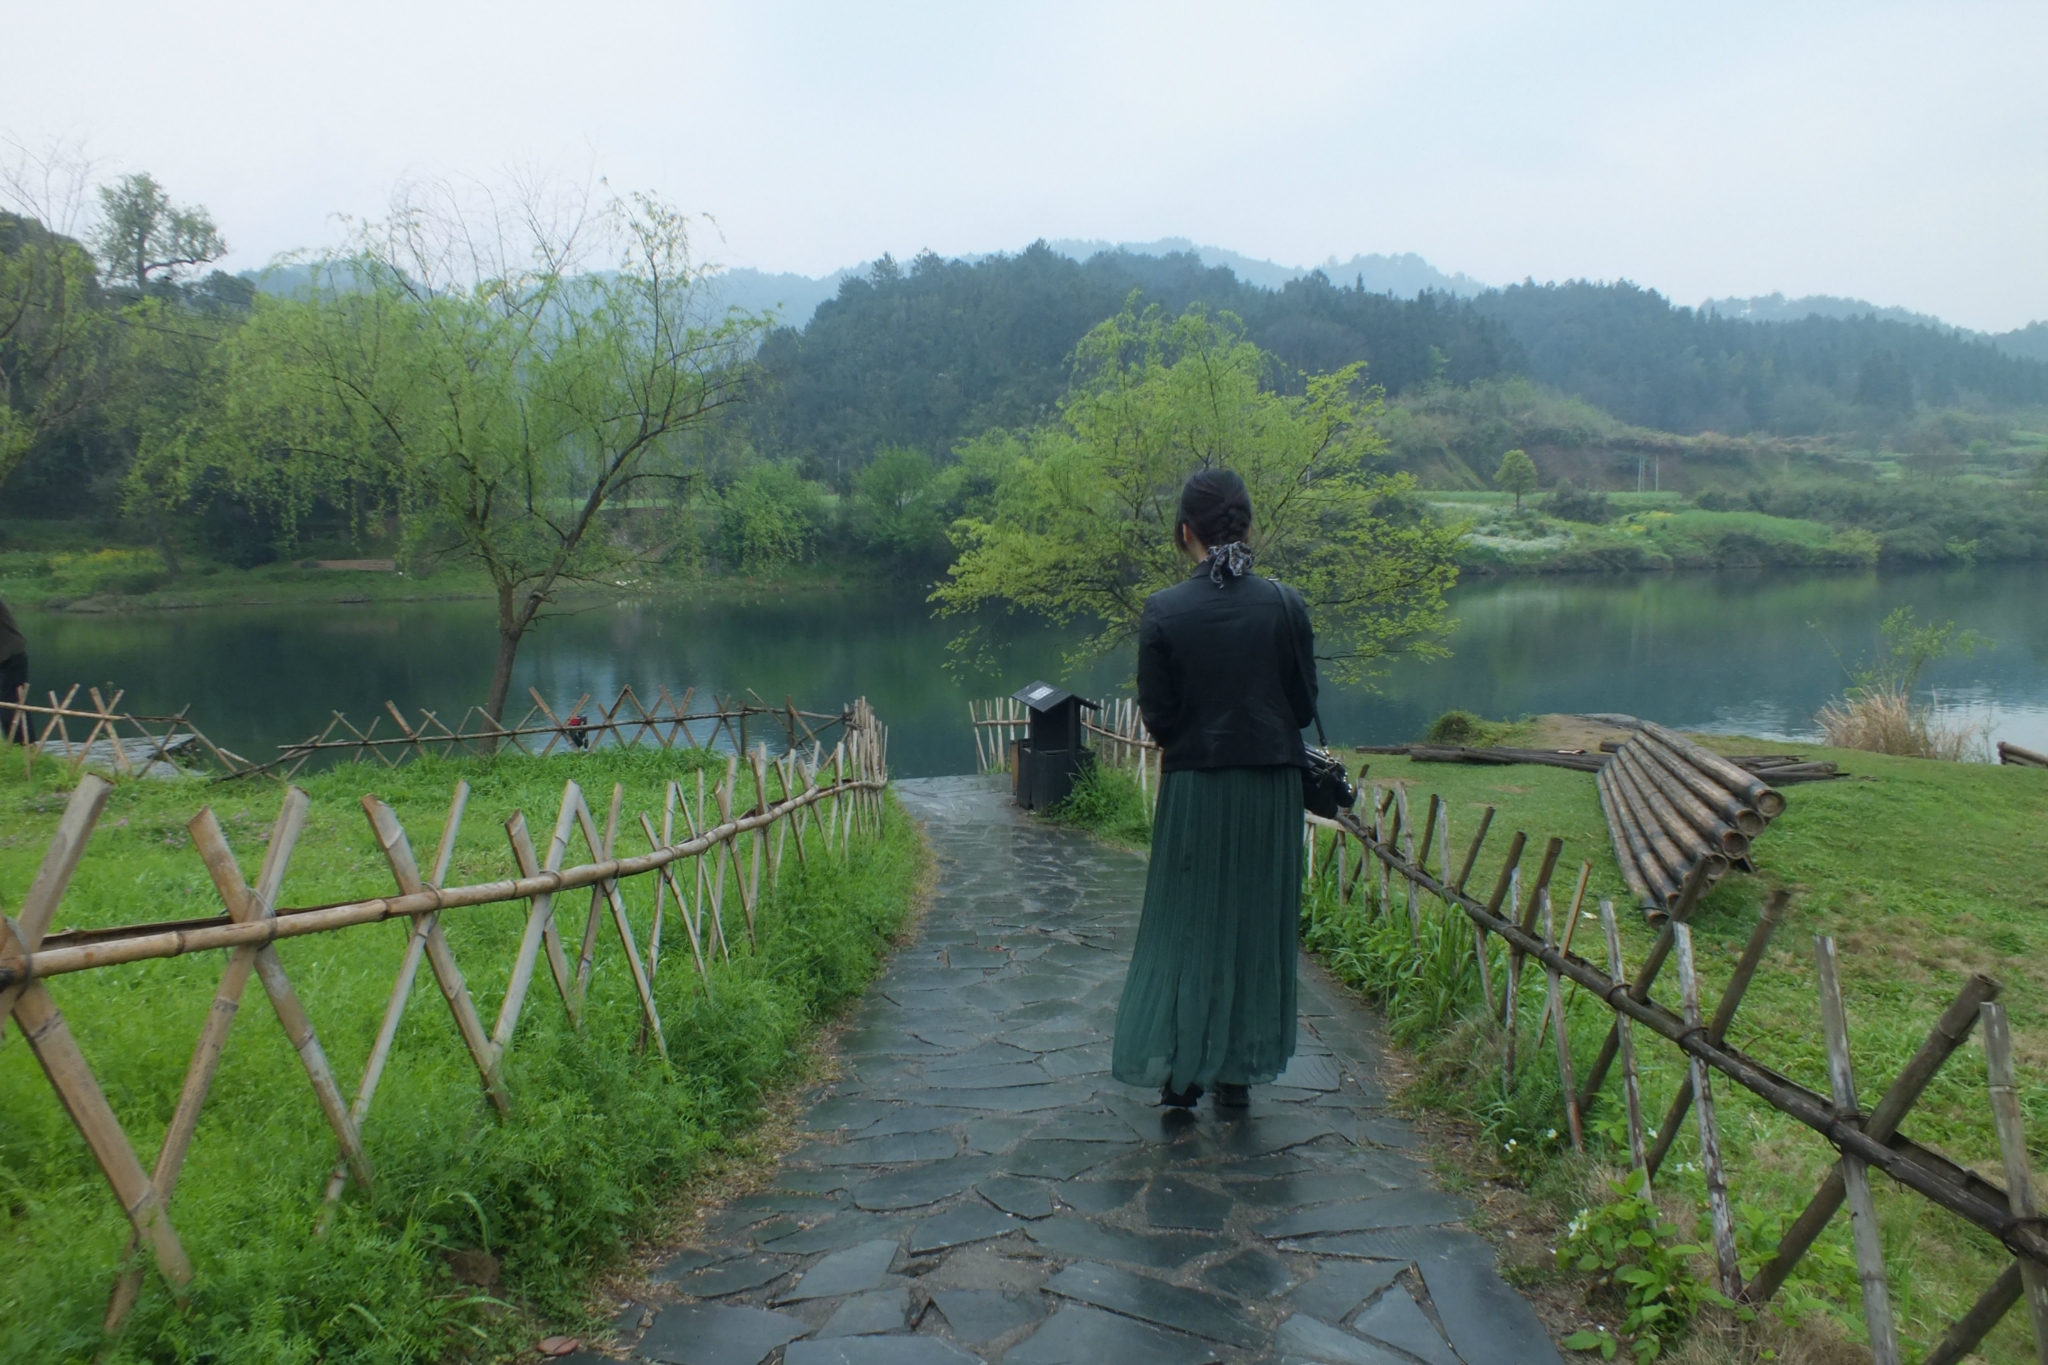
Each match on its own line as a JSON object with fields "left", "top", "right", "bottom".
{"left": 23, "top": 565, "right": 2048, "bottom": 777}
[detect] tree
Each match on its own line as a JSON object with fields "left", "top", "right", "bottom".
{"left": 934, "top": 303, "right": 1461, "bottom": 684}
{"left": 89, "top": 173, "right": 226, "bottom": 293}
{"left": 850, "top": 445, "right": 950, "bottom": 563}
{"left": 1494, "top": 447, "right": 1538, "bottom": 509}
{"left": 0, "top": 142, "right": 111, "bottom": 488}
{"left": 716, "top": 460, "right": 826, "bottom": 570}
{"left": 161, "top": 181, "right": 768, "bottom": 721}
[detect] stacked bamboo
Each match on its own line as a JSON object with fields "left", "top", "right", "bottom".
{"left": 1998, "top": 740, "right": 2048, "bottom": 769}
{"left": 1597, "top": 721, "right": 1787, "bottom": 917}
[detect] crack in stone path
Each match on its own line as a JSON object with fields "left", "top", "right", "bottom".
{"left": 599, "top": 776, "right": 1563, "bottom": 1365}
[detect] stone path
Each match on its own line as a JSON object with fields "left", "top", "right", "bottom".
{"left": 599, "top": 776, "right": 1563, "bottom": 1365}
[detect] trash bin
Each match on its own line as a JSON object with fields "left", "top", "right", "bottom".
{"left": 1012, "top": 680, "right": 1098, "bottom": 810}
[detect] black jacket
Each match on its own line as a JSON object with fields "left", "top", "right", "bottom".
{"left": 1137, "top": 569, "right": 1318, "bottom": 772}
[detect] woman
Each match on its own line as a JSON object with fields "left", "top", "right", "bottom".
{"left": 1112, "top": 468, "right": 1318, "bottom": 1110}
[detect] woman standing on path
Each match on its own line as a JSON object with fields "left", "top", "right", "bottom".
{"left": 1112, "top": 469, "right": 1318, "bottom": 1110}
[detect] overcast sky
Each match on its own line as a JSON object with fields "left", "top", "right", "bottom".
{"left": 3, "top": 1, "right": 2043, "bottom": 331}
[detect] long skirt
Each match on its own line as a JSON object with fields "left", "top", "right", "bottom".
{"left": 1111, "top": 764, "right": 1302, "bottom": 1093}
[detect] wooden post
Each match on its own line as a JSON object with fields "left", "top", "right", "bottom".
{"left": 1598, "top": 900, "right": 1649, "bottom": 1183}
{"left": 572, "top": 784, "right": 623, "bottom": 1000}
{"left": 1544, "top": 886, "right": 1583, "bottom": 1151}
{"left": 1675, "top": 922, "right": 1742, "bottom": 1300}
{"left": 361, "top": 795, "right": 510, "bottom": 1115}
{"left": 1982, "top": 1001, "right": 2048, "bottom": 1363}
{"left": 1396, "top": 787, "right": 1421, "bottom": 946}
{"left": 1535, "top": 860, "right": 1594, "bottom": 1054}
{"left": 1815, "top": 935, "right": 1900, "bottom": 1364}
{"left": 568, "top": 791, "right": 669, "bottom": 1062}
{"left": 1646, "top": 890, "right": 1789, "bottom": 1179}
{"left": 1577, "top": 857, "right": 1712, "bottom": 1112}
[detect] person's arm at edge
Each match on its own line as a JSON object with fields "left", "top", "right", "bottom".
{"left": 1136, "top": 599, "right": 1180, "bottom": 745}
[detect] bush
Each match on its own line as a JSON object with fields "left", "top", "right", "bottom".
{"left": 1422, "top": 710, "right": 1487, "bottom": 744}
{"left": 1815, "top": 683, "right": 1985, "bottom": 760}
{"left": 715, "top": 462, "right": 828, "bottom": 571}
{"left": 47, "top": 548, "right": 170, "bottom": 597}
{"left": 1046, "top": 760, "right": 1154, "bottom": 847}
{"left": 1543, "top": 479, "right": 1614, "bottom": 524}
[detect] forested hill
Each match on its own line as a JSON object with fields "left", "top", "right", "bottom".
{"left": 749, "top": 245, "right": 2048, "bottom": 487}
{"left": 748, "top": 244, "right": 1517, "bottom": 485}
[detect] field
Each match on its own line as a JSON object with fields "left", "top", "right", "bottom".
{"left": 0, "top": 746, "right": 926, "bottom": 1364}
{"left": 1061, "top": 740, "right": 2048, "bottom": 1361}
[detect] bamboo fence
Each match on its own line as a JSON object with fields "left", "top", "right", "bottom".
{"left": 967, "top": 696, "right": 1029, "bottom": 776}
{"left": 0, "top": 699, "right": 890, "bottom": 1339}
{"left": 1305, "top": 777, "right": 2048, "bottom": 1364}
{"left": 260, "top": 684, "right": 853, "bottom": 778}
{"left": 969, "top": 695, "right": 1162, "bottom": 797}
{"left": 5, "top": 684, "right": 261, "bottom": 780}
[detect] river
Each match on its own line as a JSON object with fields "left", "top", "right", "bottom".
{"left": 20, "top": 564, "right": 2048, "bottom": 777}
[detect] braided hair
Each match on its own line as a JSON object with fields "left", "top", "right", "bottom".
{"left": 1176, "top": 468, "right": 1255, "bottom": 584}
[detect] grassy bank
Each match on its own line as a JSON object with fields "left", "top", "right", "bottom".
{"left": 1055, "top": 744, "right": 2048, "bottom": 1361}
{"left": 0, "top": 747, "right": 925, "bottom": 1364}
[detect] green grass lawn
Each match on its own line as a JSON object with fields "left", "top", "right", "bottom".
{"left": 0, "top": 746, "right": 925, "bottom": 1364}
{"left": 1059, "top": 742, "right": 2048, "bottom": 1361}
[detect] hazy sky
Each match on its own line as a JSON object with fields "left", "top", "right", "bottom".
{"left": 4, "top": 1, "right": 2043, "bottom": 331}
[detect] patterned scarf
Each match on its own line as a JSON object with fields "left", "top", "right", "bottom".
{"left": 1201, "top": 541, "right": 1254, "bottom": 585}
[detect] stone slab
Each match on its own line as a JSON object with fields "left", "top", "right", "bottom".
{"left": 909, "top": 1202, "right": 1020, "bottom": 1254}
{"left": 1200, "top": 1248, "right": 1298, "bottom": 1300}
{"left": 1228, "top": 1172, "right": 1398, "bottom": 1209}
{"left": 929, "top": 1288, "right": 1047, "bottom": 1343}
{"left": 976, "top": 1175, "right": 1054, "bottom": 1219}
{"left": 637, "top": 1303, "right": 810, "bottom": 1365}
{"left": 811, "top": 1132, "right": 962, "bottom": 1166}
{"left": 814, "top": 1289, "right": 910, "bottom": 1337}
{"left": 1273, "top": 1054, "right": 1344, "bottom": 1091}
{"left": 759, "top": 1214, "right": 904, "bottom": 1256}
{"left": 1004, "top": 1303, "right": 1224, "bottom": 1365}
{"left": 1025, "top": 1216, "right": 1223, "bottom": 1270}
{"left": 1053, "top": 1178, "right": 1143, "bottom": 1213}
{"left": 784, "top": 1337, "right": 982, "bottom": 1365}
{"left": 1143, "top": 1177, "right": 1234, "bottom": 1231}
{"left": 1418, "top": 1252, "right": 1567, "bottom": 1365}
{"left": 928, "top": 1082, "right": 1096, "bottom": 1112}
{"left": 1044, "top": 1261, "right": 1265, "bottom": 1347}
{"left": 1282, "top": 1260, "right": 1408, "bottom": 1322}
{"left": 1001, "top": 1139, "right": 1118, "bottom": 1180}
{"left": 775, "top": 1239, "right": 900, "bottom": 1302}
{"left": 1352, "top": 1286, "right": 1457, "bottom": 1365}
{"left": 1256, "top": 1191, "right": 1470, "bottom": 1238}
{"left": 671, "top": 1256, "right": 792, "bottom": 1298}
{"left": 1273, "top": 1313, "right": 1409, "bottom": 1365}
{"left": 923, "top": 1062, "right": 1053, "bottom": 1090}
{"left": 851, "top": 1157, "right": 996, "bottom": 1211}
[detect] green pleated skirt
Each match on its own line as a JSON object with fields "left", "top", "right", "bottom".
{"left": 1112, "top": 764, "right": 1303, "bottom": 1093}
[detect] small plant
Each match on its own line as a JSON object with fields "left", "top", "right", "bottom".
{"left": 1045, "top": 760, "right": 1153, "bottom": 847}
{"left": 1558, "top": 1170, "right": 1744, "bottom": 1361}
{"left": 1813, "top": 607, "right": 1991, "bottom": 760}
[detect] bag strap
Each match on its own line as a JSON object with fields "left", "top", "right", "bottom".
{"left": 1269, "top": 577, "right": 1329, "bottom": 749}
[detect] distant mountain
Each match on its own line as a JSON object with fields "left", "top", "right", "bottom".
{"left": 1995, "top": 321, "right": 2048, "bottom": 364}
{"left": 1701, "top": 291, "right": 1954, "bottom": 330}
{"left": 705, "top": 266, "right": 855, "bottom": 324}
{"left": 1045, "top": 237, "right": 1490, "bottom": 297}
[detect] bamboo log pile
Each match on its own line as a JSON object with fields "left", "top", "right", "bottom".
{"left": 1302, "top": 793, "right": 2048, "bottom": 1362}
{"left": 1, "top": 698, "right": 891, "bottom": 1340}
{"left": 1597, "top": 720, "right": 1791, "bottom": 918}
{"left": 1997, "top": 740, "right": 2048, "bottom": 769}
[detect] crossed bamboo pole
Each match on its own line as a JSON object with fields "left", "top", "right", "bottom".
{"left": 2, "top": 701, "right": 890, "bottom": 1338}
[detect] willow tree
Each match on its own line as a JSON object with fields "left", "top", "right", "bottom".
{"left": 934, "top": 304, "right": 1461, "bottom": 684}
{"left": 170, "top": 183, "right": 765, "bottom": 721}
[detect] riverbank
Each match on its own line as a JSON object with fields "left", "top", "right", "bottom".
{"left": 1052, "top": 735, "right": 2048, "bottom": 1361}
{"left": 0, "top": 747, "right": 928, "bottom": 1364}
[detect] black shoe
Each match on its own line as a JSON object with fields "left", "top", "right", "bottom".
{"left": 1160, "top": 1082, "right": 1203, "bottom": 1108}
{"left": 1214, "top": 1083, "right": 1251, "bottom": 1108}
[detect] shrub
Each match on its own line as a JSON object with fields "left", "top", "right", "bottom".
{"left": 1544, "top": 479, "right": 1614, "bottom": 524}
{"left": 1046, "top": 760, "right": 1153, "bottom": 847}
{"left": 1815, "top": 683, "right": 1985, "bottom": 760}
{"left": 1558, "top": 1170, "right": 1746, "bottom": 1362}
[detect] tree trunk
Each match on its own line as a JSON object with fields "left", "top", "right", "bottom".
{"left": 485, "top": 583, "right": 523, "bottom": 728}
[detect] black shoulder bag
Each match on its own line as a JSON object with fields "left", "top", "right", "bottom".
{"left": 1272, "top": 579, "right": 1356, "bottom": 817}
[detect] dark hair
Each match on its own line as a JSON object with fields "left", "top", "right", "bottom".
{"left": 1177, "top": 467, "right": 1253, "bottom": 548}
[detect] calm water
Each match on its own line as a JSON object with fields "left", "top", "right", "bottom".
{"left": 19, "top": 565, "right": 2048, "bottom": 777}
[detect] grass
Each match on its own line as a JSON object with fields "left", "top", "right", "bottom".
{"left": 1816, "top": 683, "right": 1990, "bottom": 761}
{"left": 1054, "top": 738, "right": 2048, "bottom": 1361}
{"left": 0, "top": 745, "right": 926, "bottom": 1365}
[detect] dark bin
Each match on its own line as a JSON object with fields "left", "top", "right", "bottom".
{"left": 1012, "top": 681, "right": 1099, "bottom": 811}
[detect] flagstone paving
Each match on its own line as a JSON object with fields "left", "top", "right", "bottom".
{"left": 599, "top": 776, "right": 1562, "bottom": 1365}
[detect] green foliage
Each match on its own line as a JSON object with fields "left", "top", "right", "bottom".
{"left": 1494, "top": 448, "right": 1539, "bottom": 508}
{"left": 1544, "top": 479, "right": 1613, "bottom": 525}
{"left": 0, "top": 747, "right": 925, "bottom": 1364}
{"left": 89, "top": 173, "right": 227, "bottom": 294}
{"left": 0, "top": 211, "right": 108, "bottom": 487}
{"left": 1044, "top": 761, "right": 1154, "bottom": 847}
{"left": 716, "top": 460, "right": 828, "bottom": 570}
{"left": 848, "top": 446, "right": 950, "bottom": 563}
{"left": 1421, "top": 710, "right": 1511, "bottom": 745}
{"left": 934, "top": 304, "right": 1462, "bottom": 685}
{"left": 1846, "top": 605, "right": 1989, "bottom": 696}
{"left": 1558, "top": 1171, "right": 1745, "bottom": 1362}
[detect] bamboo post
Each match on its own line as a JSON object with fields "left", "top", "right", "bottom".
{"left": 1544, "top": 886, "right": 1583, "bottom": 1151}
{"left": 316, "top": 783, "right": 468, "bottom": 1221}
{"left": 567, "top": 790, "right": 669, "bottom": 1061}
{"left": 1598, "top": 900, "right": 1649, "bottom": 1182}
{"left": 1815, "top": 935, "right": 1900, "bottom": 1364}
{"left": 1982, "top": 1001, "right": 2048, "bottom": 1363}
{"left": 1925, "top": 1267, "right": 2028, "bottom": 1365}
{"left": 1577, "top": 857, "right": 1713, "bottom": 1111}
{"left": 1396, "top": 786, "right": 1421, "bottom": 945}
{"left": 502, "top": 799, "right": 583, "bottom": 1032}
{"left": 1502, "top": 866, "right": 1523, "bottom": 1084}
{"left": 1749, "top": 971, "right": 2000, "bottom": 1306}
{"left": 1646, "top": 889, "right": 1790, "bottom": 1179}
{"left": 642, "top": 812, "right": 710, "bottom": 994}
{"left": 572, "top": 784, "right": 623, "bottom": 1000}
{"left": 1675, "top": 922, "right": 1742, "bottom": 1300}
{"left": 1453, "top": 805, "right": 1493, "bottom": 894}
{"left": 361, "top": 795, "right": 511, "bottom": 1115}
{"left": 1536, "top": 861, "right": 1594, "bottom": 1053}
